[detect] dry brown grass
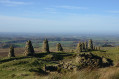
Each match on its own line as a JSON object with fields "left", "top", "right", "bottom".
{"left": 55, "top": 67, "right": 119, "bottom": 79}
{"left": 25, "top": 67, "right": 119, "bottom": 79}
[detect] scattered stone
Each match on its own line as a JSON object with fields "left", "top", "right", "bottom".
{"left": 41, "top": 53, "right": 113, "bottom": 74}
{"left": 45, "top": 65, "right": 58, "bottom": 72}
{"left": 75, "top": 53, "right": 113, "bottom": 68}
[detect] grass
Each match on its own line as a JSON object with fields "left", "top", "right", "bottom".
{"left": 0, "top": 52, "right": 74, "bottom": 79}
{"left": 92, "top": 47, "right": 119, "bottom": 64}
{"left": 0, "top": 47, "right": 119, "bottom": 79}
{"left": 0, "top": 57, "right": 50, "bottom": 79}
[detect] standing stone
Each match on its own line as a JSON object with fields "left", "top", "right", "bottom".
{"left": 8, "top": 46, "right": 15, "bottom": 57}
{"left": 95, "top": 47, "right": 98, "bottom": 51}
{"left": 97, "top": 46, "right": 101, "bottom": 50}
{"left": 42, "top": 39, "right": 50, "bottom": 53}
{"left": 24, "top": 40, "right": 34, "bottom": 56}
{"left": 93, "top": 46, "right": 96, "bottom": 51}
{"left": 88, "top": 39, "right": 93, "bottom": 50}
{"left": 56, "top": 43, "right": 63, "bottom": 52}
{"left": 84, "top": 41, "right": 88, "bottom": 51}
{"left": 81, "top": 42, "right": 85, "bottom": 51}
{"left": 75, "top": 41, "right": 82, "bottom": 53}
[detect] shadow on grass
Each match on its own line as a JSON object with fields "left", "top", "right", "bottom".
{"left": 51, "top": 52, "right": 73, "bottom": 60}
{"left": 79, "top": 53, "right": 113, "bottom": 68}
{"left": 34, "top": 52, "right": 73, "bottom": 61}
{"left": 99, "top": 50, "right": 106, "bottom": 52}
{"left": 0, "top": 52, "right": 73, "bottom": 64}
{"left": 29, "top": 68, "right": 48, "bottom": 76}
{"left": 0, "top": 56, "right": 32, "bottom": 64}
{"left": 34, "top": 53, "right": 49, "bottom": 58}
{"left": 88, "top": 50, "right": 106, "bottom": 52}
{"left": 0, "top": 53, "right": 49, "bottom": 64}
{"left": 103, "top": 58, "right": 113, "bottom": 67}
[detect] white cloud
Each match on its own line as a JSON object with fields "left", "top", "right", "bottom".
{"left": 107, "top": 10, "right": 119, "bottom": 13}
{"left": 44, "top": 6, "right": 88, "bottom": 14}
{"left": 44, "top": 8, "right": 57, "bottom": 14}
{"left": 0, "top": 0, "right": 31, "bottom": 6}
{"left": 0, "top": 15, "right": 119, "bottom": 33}
{"left": 57, "top": 5, "right": 88, "bottom": 10}
{"left": 45, "top": 8, "right": 55, "bottom": 11}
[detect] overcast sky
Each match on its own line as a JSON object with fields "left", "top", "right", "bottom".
{"left": 0, "top": 0, "right": 119, "bottom": 33}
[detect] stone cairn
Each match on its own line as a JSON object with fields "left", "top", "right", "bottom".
{"left": 8, "top": 45, "right": 15, "bottom": 57}
{"left": 56, "top": 43, "right": 63, "bottom": 52}
{"left": 81, "top": 42, "right": 85, "bottom": 51}
{"left": 84, "top": 41, "right": 88, "bottom": 51}
{"left": 75, "top": 39, "right": 100, "bottom": 52}
{"left": 97, "top": 46, "right": 101, "bottom": 50}
{"left": 42, "top": 39, "right": 50, "bottom": 53}
{"left": 92, "top": 46, "right": 101, "bottom": 51}
{"left": 95, "top": 47, "right": 98, "bottom": 51}
{"left": 88, "top": 39, "right": 93, "bottom": 51}
{"left": 93, "top": 46, "right": 96, "bottom": 51}
{"left": 24, "top": 40, "right": 34, "bottom": 56}
{"left": 75, "top": 41, "right": 82, "bottom": 53}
